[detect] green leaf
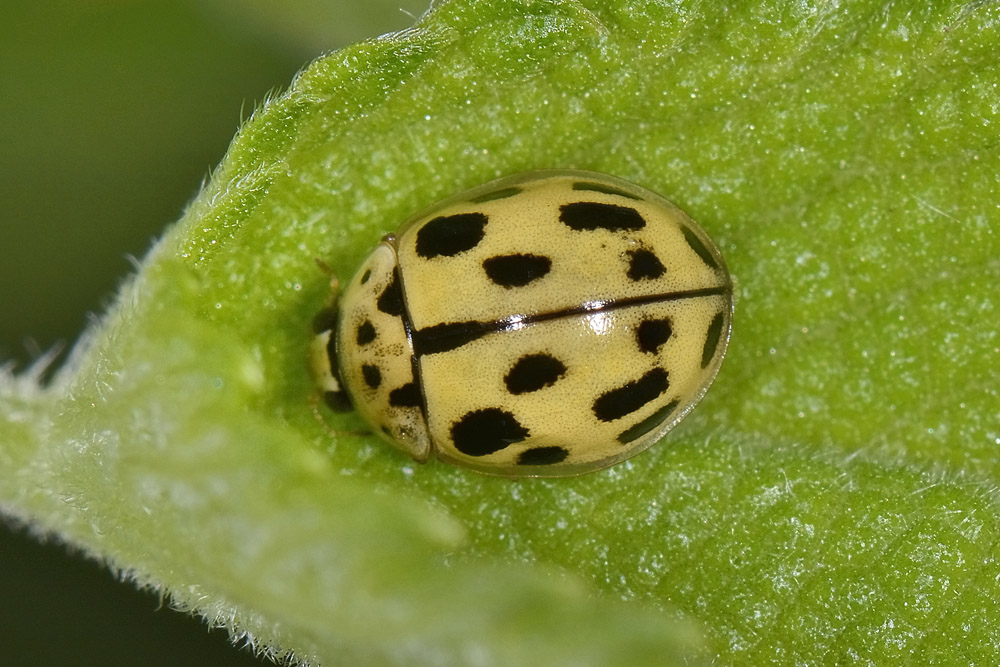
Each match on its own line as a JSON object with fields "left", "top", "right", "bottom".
{"left": 2, "top": 0, "right": 999, "bottom": 664}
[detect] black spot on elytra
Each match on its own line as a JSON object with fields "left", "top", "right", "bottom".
{"left": 415, "top": 213, "right": 488, "bottom": 258}
{"left": 636, "top": 318, "right": 672, "bottom": 354}
{"left": 504, "top": 353, "right": 566, "bottom": 394}
{"left": 412, "top": 320, "right": 494, "bottom": 356}
{"left": 312, "top": 306, "right": 337, "bottom": 334}
{"left": 681, "top": 225, "right": 721, "bottom": 271}
{"left": 559, "top": 202, "right": 646, "bottom": 232}
{"left": 470, "top": 186, "right": 522, "bottom": 204}
{"left": 360, "top": 268, "right": 372, "bottom": 284}
{"left": 361, "top": 364, "right": 382, "bottom": 389}
{"left": 571, "top": 181, "right": 642, "bottom": 200}
{"left": 377, "top": 270, "right": 404, "bottom": 316}
{"left": 483, "top": 253, "right": 552, "bottom": 288}
{"left": 626, "top": 249, "right": 666, "bottom": 281}
{"left": 451, "top": 408, "right": 530, "bottom": 457}
{"left": 356, "top": 320, "right": 376, "bottom": 345}
{"left": 617, "top": 399, "right": 680, "bottom": 444}
{"left": 517, "top": 446, "right": 569, "bottom": 466}
{"left": 701, "top": 312, "right": 726, "bottom": 368}
{"left": 323, "top": 390, "right": 352, "bottom": 412}
{"left": 593, "top": 368, "right": 670, "bottom": 422}
{"left": 389, "top": 381, "right": 423, "bottom": 408}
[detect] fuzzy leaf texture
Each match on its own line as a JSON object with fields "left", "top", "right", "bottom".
{"left": 2, "top": 0, "right": 999, "bottom": 664}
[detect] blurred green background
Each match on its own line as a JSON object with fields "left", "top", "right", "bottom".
{"left": 0, "top": 1, "right": 425, "bottom": 664}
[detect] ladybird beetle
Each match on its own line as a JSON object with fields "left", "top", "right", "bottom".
{"left": 311, "top": 170, "right": 733, "bottom": 477}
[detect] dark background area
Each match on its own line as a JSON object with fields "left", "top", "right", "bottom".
{"left": 0, "top": 1, "right": 423, "bottom": 664}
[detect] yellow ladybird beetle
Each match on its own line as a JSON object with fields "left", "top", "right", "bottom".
{"left": 311, "top": 170, "right": 733, "bottom": 477}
